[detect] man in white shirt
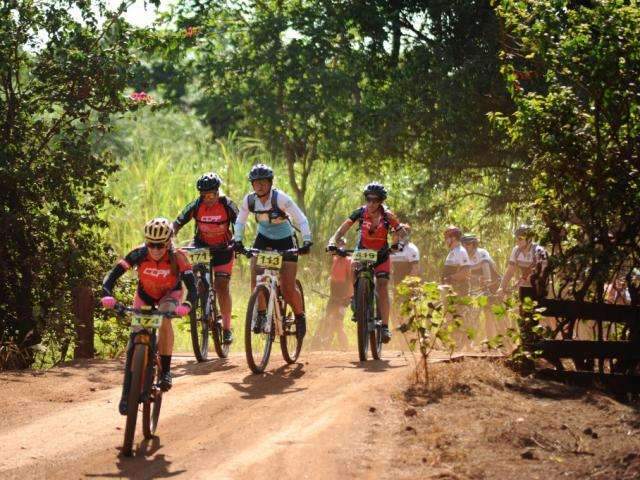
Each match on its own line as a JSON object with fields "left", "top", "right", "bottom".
{"left": 442, "top": 226, "right": 471, "bottom": 295}
{"left": 390, "top": 224, "right": 421, "bottom": 288}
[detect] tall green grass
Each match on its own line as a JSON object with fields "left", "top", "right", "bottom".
{"left": 100, "top": 108, "right": 515, "bottom": 353}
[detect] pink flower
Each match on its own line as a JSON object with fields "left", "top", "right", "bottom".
{"left": 184, "top": 26, "right": 199, "bottom": 38}
{"left": 129, "top": 91, "right": 153, "bottom": 104}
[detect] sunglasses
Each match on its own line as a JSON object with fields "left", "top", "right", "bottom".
{"left": 516, "top": 236, "right": 528, "bottom": 241}
{"left": 365, "top": 196, "right": 382, "bottom": 203}
{"left": 201, "top": 190, "right": 219, "bottom": 196}
{"left": 147, "top": 242, "right": 168, "bottom": 250}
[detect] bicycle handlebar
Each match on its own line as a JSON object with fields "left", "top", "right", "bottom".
{"left": 113, "top": 303, "right": 181, "bottom": 319}
{"left": 180, "top": 244, "right": 234, "bottom": 253}
{"left": 242, "top": 247, "right": 300, "bottom": 258}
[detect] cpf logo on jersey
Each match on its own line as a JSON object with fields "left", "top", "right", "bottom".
{"left": 142, "top": 267, "right": 171, "bottom": 278}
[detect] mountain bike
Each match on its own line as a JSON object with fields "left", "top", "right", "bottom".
{"left": 114, "top": 304, "right": 178, "bottom": 457}
{"left": 182, "top": 246, "right": 231, "bottom": 361}
{"left": 328, "top": 247, "right": 385, "bottom": 361}
{"left": 242, "top": 247, "right": 305, "bottom": 373}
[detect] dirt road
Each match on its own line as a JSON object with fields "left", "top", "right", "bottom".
{"left": 0, "top": 351, "right": 414, "bottom": 479}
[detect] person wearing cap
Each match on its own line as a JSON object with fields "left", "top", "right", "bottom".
{"left": 442, "top": 226, "right": 471, "bottom": 295}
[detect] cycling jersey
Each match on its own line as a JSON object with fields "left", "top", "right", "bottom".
{"left": 331, "top": 255, "right": 352, "bottom": 284}
{"left": 442, "top": 244, "right": 471, "bottom": 294}
{"left": 348, "top": 205, "right": 400, "bottom": 251}
{"left": 390, "top": 242, "right": 420, "bottom": 264}
{"left": 508, "top": 243, "right": 548, "bottom": 287}
{"left": 103, "top": 246, "right": 197, "bottom": 307}
{"left": 468, "top": 248, "right": 494, "bottom": 281}
{"left": 391, "top": 242, "right": 420, "bottom": 285}
{"left": 174, "top": 196, "right": 238, "bottom": 246}
{"left": 234, "top": 189, "right": 311, "bottom": 242}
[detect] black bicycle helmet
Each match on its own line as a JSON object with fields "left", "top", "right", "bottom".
{"left": 461, "top": 234, "right": 478, "bottom": 245}
{"left": 248, "top": 164, "right": 274, "bottom": 182}
{"left": 363, "top": 182, "right": 387, "bottom": 200}
{"left": 514, "top": 224, "right": 534, "bottom": 239}
{"left": 197, "top": 172, "right": 222, "bottom": 192}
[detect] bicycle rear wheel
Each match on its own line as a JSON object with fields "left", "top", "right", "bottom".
{"left": 245, "top": 285, "right": 273, "bottom": 373}
{"left": 210, "top": 293, "right": 229, "bottom": 358}
{"left": 190, "top": 270, "right": 210, "bottom": 362}
{"left": 142, "top": 360, "right": 163, "bottom": 439}
{"left": 281, "top": 279, "right": 304, "bottom": 363}
{"left": 355, "top": 277, "right": 371, "bottom": 362}
{"left": 123, "top": 344, "right": 146, "bottom": 456}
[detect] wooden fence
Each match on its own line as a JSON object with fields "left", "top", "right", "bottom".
{"left": 520, "top": 287, "right": 640, "bottom": 393}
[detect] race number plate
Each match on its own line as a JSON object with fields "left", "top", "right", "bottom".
{"left": 353, "top": 249, "right": 378, "bottom": 263}
{"left": 131, "top": 314, "right": 162, "bottom": 329}
{"left": 256, "top": 251, "right": 283, "bottom": 269}
{"left": 185, "top": 248, "right": 211, "bottom": 264}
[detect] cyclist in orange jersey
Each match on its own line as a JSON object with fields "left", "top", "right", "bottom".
{"left": 327, "top": 183, "right": 408, "bottom": 344}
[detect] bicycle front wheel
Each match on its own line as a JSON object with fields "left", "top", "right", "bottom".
{"left": 123, "top": 344, "right": 146, "bottom": 456}
{"left": 245, "top": 285, "right": 274, "bottom": 374}
{"left": 281, "top": 279, "right": 304, "bottom": 364}
{"left": 190, "top": 272, "right": 210, "bottom": 362}
{"left": 355, "top": 277, "right": 371, "bottom": 362}
{"left": 142, "top": 359, "right": 163, "bottom": 439}
{"left": 370, "top": 292, "right": 383, "bottom": 360}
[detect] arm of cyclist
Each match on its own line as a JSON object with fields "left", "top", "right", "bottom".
{"left": 497, "top": 263, "right": 516, "bottom": 294}
{"left": 275, "top": 191, "right": 312, "bottom": 253}
{"left": 172, "top": 200, "right": 198, "bottom": 236}
{"left": 232, "top": 194, "right": 251, "bottom": 252}
{"left": 449, "top": 265, "right": 471, "bottom": 282}
{"left": 327, "top": 219, "right": 354, "bottom": 250}
{"left": 101, "top": 248, "right": 144, "bottom": 309}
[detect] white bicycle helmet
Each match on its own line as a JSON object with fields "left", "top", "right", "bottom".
{"left": 144, "top": 217, "right": 172, "bottom": 243}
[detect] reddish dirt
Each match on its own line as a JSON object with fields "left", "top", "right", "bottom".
{"left": 1, "top": 352, "right": 638, "bottom": 479}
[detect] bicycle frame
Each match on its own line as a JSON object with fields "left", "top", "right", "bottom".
{"left": 255, "top": 264, "right": 285, "bottom": 337}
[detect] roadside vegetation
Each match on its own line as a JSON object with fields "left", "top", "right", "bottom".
{"left": 2, "top": 0, "right": 639, "bottom": 369}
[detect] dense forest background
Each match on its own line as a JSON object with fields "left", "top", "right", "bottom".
{"left": 1, "top": 0, "right": 639, "bottom": 367}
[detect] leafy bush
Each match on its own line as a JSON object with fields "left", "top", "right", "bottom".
{"left": 0, "top": 1, "right": 140, "bottom": 368}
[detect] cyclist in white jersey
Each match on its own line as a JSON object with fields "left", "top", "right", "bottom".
{"left": 233, "top": 164, "right": 312, "bottom": 340}
{"left": 461, "top": 234, "right": 500, "bottom": 294}
{"left": 442, "top": 226, "right": 471, "bottom": 295}
{"left": 497, "top": 225, "right": 548, "bottom": 295}
{"left": 390, "top": 224, "right": 421, "bottom": 288}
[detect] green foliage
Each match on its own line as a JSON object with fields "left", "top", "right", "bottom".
{"left": 493, "top": 0, "right": 640, "bottom": 301}
{"left": 0, "top": 0, "right": 141, "bottom": 368}
{"left": 396, "top": 277, "right": 478, "bottom": 383}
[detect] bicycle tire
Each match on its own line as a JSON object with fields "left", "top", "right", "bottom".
{"left": 355, "top": 277, "right": 371, "bottom": 362}
{"left": 245, "top": 285, "right": 273, "bottom": 373}
{"left": 370, "top": 291, "right": 383, "bottom": 360}
{"left": 210, "top": 291, "right": 229, "bottom": 358}
{"left": 122, "top": 344, "right": 146, "bottom": 456}
{"left": 281, "top": 279, "right": 304, "bottom": 363}
{"left": 190, "top": 271, "right": 210, "bottom": 362}
{"left": 142, "top": 359, "right": 163, "bottom": 439}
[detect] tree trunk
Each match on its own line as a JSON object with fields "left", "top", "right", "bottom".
{"left": 72, "top": 285, "right": 94, "bottom": 359}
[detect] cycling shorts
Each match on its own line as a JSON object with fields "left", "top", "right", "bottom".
{"left": 253, "top": 233, "right": 298, "bottom": 263}
{"left": 191, "top": 239, "right": 234, "bottom": 277}
{"left": 133, "top": 288, "right": 183, "bottom": 310}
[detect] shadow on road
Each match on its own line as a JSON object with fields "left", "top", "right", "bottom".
{"left": 171, "top": 358, "right": 238, "bottom": 378}
{"left": 226, "top": 363, "right": 307, "bottom": 399}
{"left": 324, "top": 358, "right": 407, "bottom": 373}
{"left": 85, "top": 437, "right": 186, "bottom": 479}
